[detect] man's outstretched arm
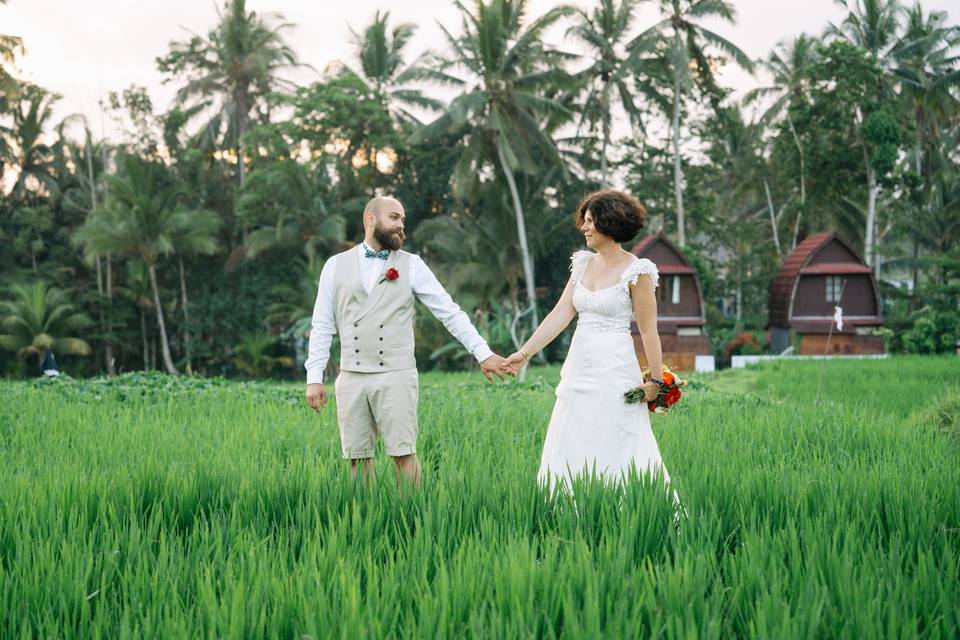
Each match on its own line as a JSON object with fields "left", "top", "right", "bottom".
{"left": 410, "top": 255, "right": 507, "bottom": 380}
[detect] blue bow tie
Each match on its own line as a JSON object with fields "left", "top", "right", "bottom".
{"left": 363, "top": 246, "right": 390, "bottom": 260}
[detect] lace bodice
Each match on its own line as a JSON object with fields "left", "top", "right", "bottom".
{"left": 570, "top": 250, "right": 658, "bottom": 333}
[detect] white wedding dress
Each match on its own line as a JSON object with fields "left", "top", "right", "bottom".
{"left": 537, "top": 250, "right": 674, "bottom": 491}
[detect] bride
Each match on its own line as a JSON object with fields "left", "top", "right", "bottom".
{"left": 503, "top": 190, "right": 675, "bottom": 492}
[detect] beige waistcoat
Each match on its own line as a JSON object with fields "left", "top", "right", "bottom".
{"left": 334, "top": 247, "right": 416, "bottom": 373}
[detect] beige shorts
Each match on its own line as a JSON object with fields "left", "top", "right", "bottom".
{"left": 334, "top": 368, "right": 419, "bottom": 459}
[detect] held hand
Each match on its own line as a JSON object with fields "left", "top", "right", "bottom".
{"left": 480, "top": 354, "right": 508, "bottom": 382}
{"left": 305, "top": 383, "right": 327, "bottom": 413}
{"left": 641, "top": 381, "right": 660, "bottom": 402}
{"left": 501, "top": 351, "right": 528, "bottom": 376}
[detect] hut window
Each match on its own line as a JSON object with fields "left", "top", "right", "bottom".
{"left": 826, "top": 276, "right": 842, "bottom": 303}
{"left": 658, "top": 276, "right": 681, "bottom": 304}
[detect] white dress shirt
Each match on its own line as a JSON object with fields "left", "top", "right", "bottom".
{"left": 305, "top": 242, "right": 495, "bottom": 384}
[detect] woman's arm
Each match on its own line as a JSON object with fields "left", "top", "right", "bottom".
{"left": 631, "top": 273, "right": 663, "bottom": 398}
{"left": 503, "top": 275, "right": 577, "bottom": 370}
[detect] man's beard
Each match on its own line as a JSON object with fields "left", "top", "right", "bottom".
{"left": 373, "top": 223, "right": 405, "bottom": 251}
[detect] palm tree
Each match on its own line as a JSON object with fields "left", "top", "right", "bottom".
{"left": 4, "top": 84, "right": 60, "bottom": 202}
{"left": 414, "top": 166, "right": 575, "bottom": 379}
{"left": 121, "top": 259, "right": 157, "bottom": 370}
{"left": 237, "top": 159, "right": 344, "bottom": 261}
{"left": 893, "top": 4, "right": 960, "bottom": 180}
{"left": 892, "top": 4, "right": 959, "bottom": 306}
{"left": 632, "top": 0, "right": 754, "bottom": 246}
{"left": 0, "top": 282, "right": 93, "bottom": 370}
{"left": 0, "top": 0, "right": 23, "bottom": 100}
{"left": 157, "top": 0, "right": 304, "bottom": 187}
{"left": 830, "top": 0, "right": 904, "bottom": 70}
{"left": 828, "top": 0, "right": 904, "bottom": 269}
{"left": 54, "top": 118, "right": 119, "bottom": 374}
{"left": 266, "top": 255, "right": 324, "bottom": 340}
{"left": 342, "top": 10, "right": 447, "bottom": 125}
{"left": 231, "top": 333, "right": 293, "bottom": 377}
{"left": 74, "top": 156, "right": 220, "bottom": 375}
{"left": 415, "top": 0, "right": 576, "bottom": 334}
{"left": 567, "top": 0, "right": 655, "bottom": 186}
{"left": 170, "top": 208, "right": 220, "bottom": 375}
{"left": 744, "top": 35, "right": 819, "bottom": 249}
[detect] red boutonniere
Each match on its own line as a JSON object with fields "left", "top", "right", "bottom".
{"left": 379, "top": 267, "right": 400, "bottom": 284}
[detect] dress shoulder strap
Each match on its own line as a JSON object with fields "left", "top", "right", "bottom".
{"left": 569, "top": 250, "right": 594, "bottom": 283}
{"left": 620, "top": 258, "right": 659, "bottom": 291}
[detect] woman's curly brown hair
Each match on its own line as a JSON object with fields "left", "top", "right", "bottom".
{"left": 574, "top": 190, "right": 647, "bottom": 243}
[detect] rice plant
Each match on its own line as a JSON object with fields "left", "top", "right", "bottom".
{"left": 1, "top": 357, "right": 957, "bottom": 637}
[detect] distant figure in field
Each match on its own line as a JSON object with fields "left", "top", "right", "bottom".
{"left": 41, "top": 350, "right": 60, "bottom": 378}
{"left": 502, "top": 190, "right": 678, "bottom": 506}
{"left": 304, "top": 196, "right": 509, "bottom": 486}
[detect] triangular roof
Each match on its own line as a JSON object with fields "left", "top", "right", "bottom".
{"left": 630, "top": 233, "right": 695, "bottom": 274}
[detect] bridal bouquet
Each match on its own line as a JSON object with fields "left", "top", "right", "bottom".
{"left": 624, "top": 365, "right": 687, "bottom": 414}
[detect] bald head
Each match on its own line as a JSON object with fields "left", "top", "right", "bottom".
{"left": 363, "top": 195, "right": 407, "bottom": 251}
{"left": 364, "top": 196, "right": 404, "bottom": 218}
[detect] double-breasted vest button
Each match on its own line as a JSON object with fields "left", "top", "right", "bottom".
{"left": 379, "top": 337, "right": 383, "bottom": 341}
{"left": 355, "top": 349, "right": 359, "bottom": 353}
{"left": 379, "top": 362, "right": 384, "bottom": 366}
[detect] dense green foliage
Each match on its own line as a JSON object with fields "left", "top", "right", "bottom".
{"left": 1, "top": 0, "right": 958, "bottom": 379}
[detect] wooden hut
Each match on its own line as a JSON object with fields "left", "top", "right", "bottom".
{"left": 629, "top": 233, "right": 713, "bottom": 372}
{"left": 769, "top": 232, "right": 884, "bottom": 355}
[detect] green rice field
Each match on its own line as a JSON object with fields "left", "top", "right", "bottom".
{"left": 1, "top": 357, "right": 958, "bottom": 638}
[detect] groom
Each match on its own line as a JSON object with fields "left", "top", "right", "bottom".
{"left": 305, "top": 196, "right": 508, "bottom": 485}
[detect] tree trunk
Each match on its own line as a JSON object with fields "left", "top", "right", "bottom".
{"left": 86, "top": 136, "right": 115, "bottom": 376}
{"left": 95, "top": 256, "right": 113, "bottom": 375}
{"left": 600, "top": 84, "right": 611, "bottom": 188}
{"left": 236, "top": 88, "right": 249, "bottom": 188}
{"left": 508, "top": 288, "right": 528, "bottom": 384}
{"left": 671, "top": 71, "right": 685, "bottom": 246}
{"left": 764, "top": 179, "right": 782, "bottom": 260}
{"left": 147, "top": 262, "right": 180, "bottom": 375}
{"left": 734, "top": 280, "right": 743, "bottom": 333}
{"left": 105, "top": 255, "right": 115, "bottom": 375}
{"left": 791, "top": 201, "right": 803, "bottom": 251}
{"left": 909, "top": 237, "right": 919, "bottom": 314}
{"left": 497, "top": 143, "right": 540, "bottom": 337}
{"left": 865, "top": 163, "right": 878, "bottom": 271}
{"left": 237, "top": 121, "right": 246, "bottom": 188}
{"left": 141, "top": 307, "right": 149, "bottom": 370}
{"left": 786, "top": 110, "right": 805, "bottom": 206}
{"left": 179, "top": 257, "right": 193, "bottom": 374}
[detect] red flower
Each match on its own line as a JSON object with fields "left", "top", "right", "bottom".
{"left": 664, "top": 387, "right": 682, "bottom": 406}
{"left": 385, "top": 268, "right": 399, "bottom": 282}
{"left": 647, "top": 401, "right": 657, "bottom": 412}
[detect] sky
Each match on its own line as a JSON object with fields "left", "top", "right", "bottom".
{"left": 1, "top": 0, "right": 957, "bottom": 141}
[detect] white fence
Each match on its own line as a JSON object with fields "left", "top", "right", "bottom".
{"left": 731, "top": 354, "right": 889, "bottom": 369}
